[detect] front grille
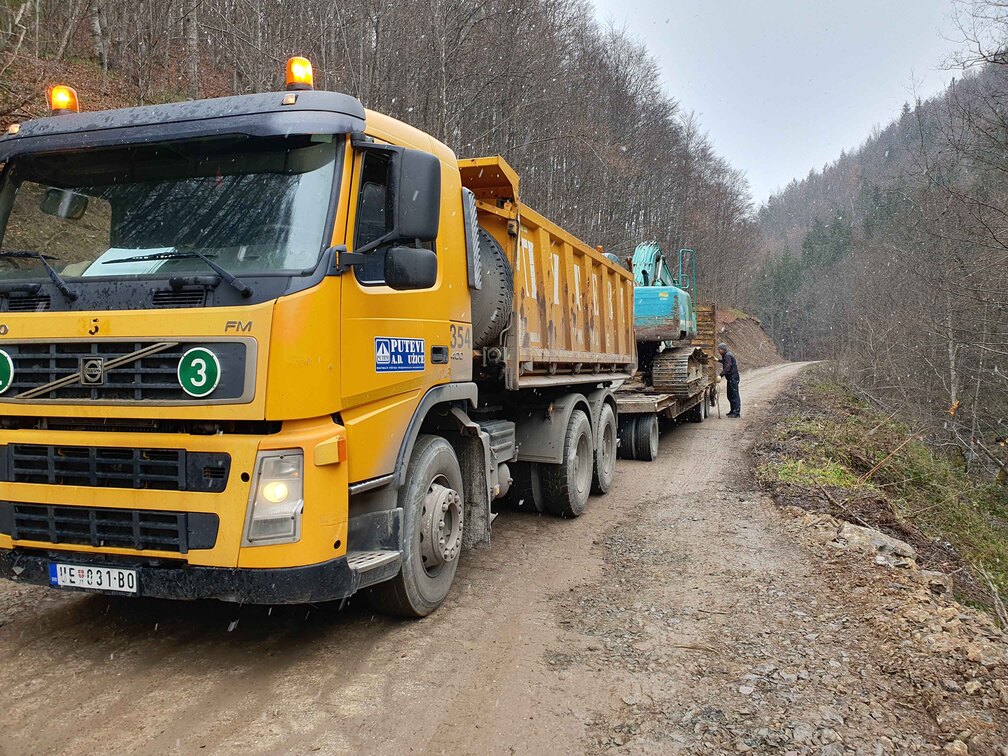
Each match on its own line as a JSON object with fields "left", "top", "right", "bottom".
{"left": 5, "top": 294, "right": 51, "bottom": 312}
{"left": 1, "top": 444, "right": 230, "bottom": 492}
{"left": 0, "top": 502, "right": 219, "bottom": 553}
{"left": 151, "top": 289, "right": 207, "bottom": 308}
{"left": 1, "top": 340, "right": 247, "bottom": 402}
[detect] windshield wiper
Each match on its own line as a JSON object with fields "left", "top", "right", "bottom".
{"left": 105, "top": 250, "right": 253, "bottom": 298}
{"left": 0, "top": 249, "right": 78, "bottom": 301}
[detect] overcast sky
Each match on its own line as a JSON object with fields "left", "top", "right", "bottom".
{"left": 593, "top": 0, "right": 962, "bottom": 205}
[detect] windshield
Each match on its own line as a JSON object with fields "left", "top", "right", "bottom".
{"left": 0, "top": 135, "right": 340, "bottom": 281}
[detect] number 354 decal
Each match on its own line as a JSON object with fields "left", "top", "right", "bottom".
{"left": 449, "top": 324, "right": 471, "bottom": 350}
{"left": 449, "top": 324, "right": 471, "bottom": 364}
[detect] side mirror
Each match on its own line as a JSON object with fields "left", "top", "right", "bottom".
{"left": 352, "top": 137, "right": 441, "bottom": 247}
{"left": 394, "top": 149, "right": 440, "bottom": 241}
{"left": 41, "top": 188, "right": 88, "bottom": 220}
{"left": 384, "top": 245, "right": 437, "bottom": 290}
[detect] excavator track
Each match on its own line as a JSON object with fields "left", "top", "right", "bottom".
{"left": 649, "top": 346, "right": 709, "bottom": 397}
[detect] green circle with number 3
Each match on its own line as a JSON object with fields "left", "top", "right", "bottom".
{"left": 177, "top": 347, "right": 221, "bottom": 398}
{"left": 0, "top": 350, "right": 12, "bottom": 395}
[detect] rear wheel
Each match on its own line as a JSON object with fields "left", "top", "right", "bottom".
{"left": 633, "top": 414, "right": 659, "bottom": 461}
{"left": 542, "top": 409, "right": 593, "bottom": 518}
{"left": 592, "top": 404, "right": 617, "bottom": 495}
{"left": 368, "top": 435, "right": 464, "bottom": 617}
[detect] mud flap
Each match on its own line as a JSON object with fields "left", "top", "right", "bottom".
{"left": 455, "top": 432, "right": 493, "bottom": 550}
{"left": 347, "top": 508, "right": 402, "bottom": 552}
{"left": 445, "top": 407, "right": 492, "bottom": 550}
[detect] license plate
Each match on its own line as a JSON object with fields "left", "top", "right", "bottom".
{"left": 48, "top": 563, "right": 138, "bottom": 594}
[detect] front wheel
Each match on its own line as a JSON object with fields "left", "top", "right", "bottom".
{"left": 368, "top": 435, "right": 464, "bottom": 617}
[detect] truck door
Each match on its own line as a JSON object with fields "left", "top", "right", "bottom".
{"left": 339, "top": 144, "right": 455, "bottom": 483}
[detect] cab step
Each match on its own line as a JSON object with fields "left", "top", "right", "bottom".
{"left": 347, "top": 550, "right": 399, "bottom": 571}
{"left": 347, "top": 549, "right": 401, "bottom": 589}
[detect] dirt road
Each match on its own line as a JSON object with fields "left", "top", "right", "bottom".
{"left": 0, "top": 362, "right": 1001, "bottom": 754}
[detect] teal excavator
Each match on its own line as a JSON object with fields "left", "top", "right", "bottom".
{"left": 625, "top": 243, "right": 708, "bottom": 396}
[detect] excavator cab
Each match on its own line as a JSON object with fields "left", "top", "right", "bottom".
{"left": 631, "top": 242, "right": 706, "bottom": 395}
{"left": 631, "top": 242, "right": 696, "bottom": 343}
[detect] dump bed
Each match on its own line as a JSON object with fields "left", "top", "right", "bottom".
{"left": 460, "top": 156, "right": 636, "bottom": 390}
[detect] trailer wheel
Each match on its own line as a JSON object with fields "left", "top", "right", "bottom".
{"left": 633, "top": 414, "right": 659, "bottom": 461}
{"left": 368, "top": 435, "right": 464, "bottom": 617}
{"left": 591, "top": 403, "right": 618, "bottom": 495}
{"left": 617, "top": 414, "right": 637, "bottom": 460}
{"left": 542, "top": 409, "right": 593, "bottom": 518}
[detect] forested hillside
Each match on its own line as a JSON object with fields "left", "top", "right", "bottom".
{"left": 0, "top": 0, "right": 756, "bottom": 305}
{"left": 754, "top": 3, "right": 1008, "bottom": 482}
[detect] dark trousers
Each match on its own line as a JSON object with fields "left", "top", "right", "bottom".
{"left": 726, "top": 376, "right": 741, "bottom": 416}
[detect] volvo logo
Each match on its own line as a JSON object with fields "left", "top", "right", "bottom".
{"left": 80, "top": 357, "right": 105, "bottom": 385}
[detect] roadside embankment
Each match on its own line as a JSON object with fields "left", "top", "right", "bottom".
{"left": 754, "top": 364, "right": 1008, "bottom": 604}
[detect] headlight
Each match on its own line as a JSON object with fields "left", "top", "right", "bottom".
{"left": 243, "top": 450, "right": 304, "bottom": 545}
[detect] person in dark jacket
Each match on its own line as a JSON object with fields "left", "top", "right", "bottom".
{"left": 718, "top": 343, "right": 741, "bottom": 418}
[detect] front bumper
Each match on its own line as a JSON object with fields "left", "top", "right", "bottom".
{"left": 0, "top": 417, "right": 351, "bottom": 572}
{"left": 0, "top": 549, "right": 363, "bottom": 604}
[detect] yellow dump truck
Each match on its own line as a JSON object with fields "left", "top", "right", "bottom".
{"left": 0, "top": 62, "right": 635, "bottom": 616}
